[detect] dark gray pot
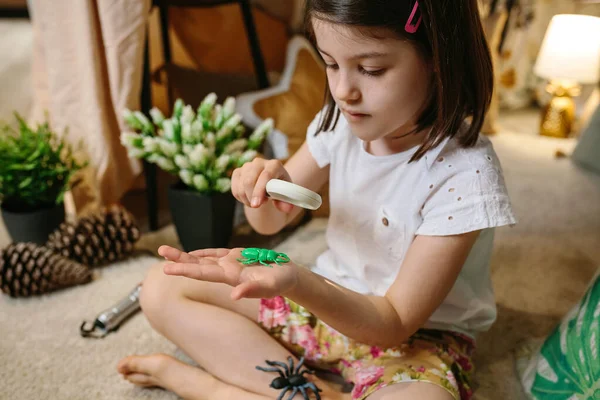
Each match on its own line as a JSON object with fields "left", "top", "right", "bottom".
{"left": 1, "top": 203, "right": 66, "bottom": 245}
{"left": 167, "top": 181, "right": 236, "bottom": 252}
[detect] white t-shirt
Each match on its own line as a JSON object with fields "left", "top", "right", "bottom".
{"left": 305, "top": 111, "right": 517, "bottom": 337}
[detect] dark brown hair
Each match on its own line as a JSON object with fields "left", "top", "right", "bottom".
{"left": 304, "top": 0, "right": 494, "bottom": 162}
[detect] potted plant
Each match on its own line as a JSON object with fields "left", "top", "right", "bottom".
{"left": 121, "top": 93, "right": 272, "bottom": 251}
{"left": 0, "top": 113, "right": 87, "bottom": 245}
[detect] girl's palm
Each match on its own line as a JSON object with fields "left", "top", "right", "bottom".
{"left": 158, "top": 246, "right": 297, "bottom": 300}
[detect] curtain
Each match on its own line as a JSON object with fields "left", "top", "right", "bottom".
{"left": 28, "top": 0, "right": 151, "bottom": 215}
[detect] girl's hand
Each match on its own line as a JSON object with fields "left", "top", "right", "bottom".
{"left": 158, "top": 245, "right": 299, "bottom": 300}
{"left": 231, "top": 157, "right": 294, "bottom": 213}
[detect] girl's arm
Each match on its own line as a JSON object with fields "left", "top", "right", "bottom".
{"left": 285, "top": 230, "right": 481, "bottom": 348}
{"left": 242, "top": 142, "right": 329, "bottom": 235}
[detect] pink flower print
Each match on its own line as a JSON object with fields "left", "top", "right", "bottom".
{"left": 446, "top": 371, "right": 459, "bottom": 391}
{"left": 351, "top": 365, "right": 385, "bottom": 399}
{"left": 259, "top": 297, "right": 290, "bottom": 329}
{"left": 287, "top": 325, "right": 319, "bottom": 360}
{"left": 370, "top": 346, "right": 383, "bottom": 358}
{"left": 447, "top": 347, "right": 473, "bottom": 372}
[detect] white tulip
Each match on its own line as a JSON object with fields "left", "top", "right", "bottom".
{"left": 175, "top": 154, "right": 192, "bottom": 169}
{"left": 215, "top": 154, "right": 231, "bottom": 172}
{"left": 193, "top": 174, "right": 209, "bottom": 191}
{"left": 181, "top": 105, "right": 195, "bottom": 124}
{"left": 215, "top": 178, "right": 232, "bottom": 193}
{"left": 179, "top": 169, "right": 194, "bottom": 185}
{"left": 142, "top": 137, "right": 159, "bottom": 152}
{"left": 224, "top": 138, "right": 248, "bottom": 154}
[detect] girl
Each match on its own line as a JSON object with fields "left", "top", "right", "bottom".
{"left": 117, "top": 1, "right": 516, "bottom": 399}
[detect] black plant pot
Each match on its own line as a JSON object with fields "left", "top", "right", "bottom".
{"left": 167, "top": 182, "right": 237, "bottom": 252}
{"left": 1, "top": 203, "right": 66, "bottom": 245}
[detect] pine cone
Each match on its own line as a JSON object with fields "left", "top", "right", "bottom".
{"left": 46, "top": 204, "right": 141, "bottom": 267}
{"left": 0, "top": 242, "right": 92, "bottom": 297}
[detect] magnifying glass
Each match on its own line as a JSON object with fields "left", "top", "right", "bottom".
{"left": 265, "top": 179, "right": 322, "bottom": 211}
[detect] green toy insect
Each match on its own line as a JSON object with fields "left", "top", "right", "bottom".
{"left": 237, "top": 248, "right": 290, "bottom": 267}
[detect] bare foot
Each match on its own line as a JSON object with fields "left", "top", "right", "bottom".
{"left": 117, "top": 353, "right": 218, "bottom": 400}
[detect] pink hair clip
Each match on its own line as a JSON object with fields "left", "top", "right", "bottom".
{"left": 405, "top": 1, "right": 422, "bottom": 33}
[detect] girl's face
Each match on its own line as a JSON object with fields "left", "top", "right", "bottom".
{"left": 312, "top": 18, "right": 432, "bottom": 143}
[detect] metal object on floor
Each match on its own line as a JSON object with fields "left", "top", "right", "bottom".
{"left": 80, "top": 283, "right": 143, "bottom": 339}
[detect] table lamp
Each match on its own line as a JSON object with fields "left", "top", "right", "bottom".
{"left": 533, "top": 14, "right": 600, "bottom": 138}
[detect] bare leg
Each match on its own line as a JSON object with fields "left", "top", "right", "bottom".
{"left": 117, "top": 262, "right": 346, "bottom": 399}
{"left": 118, "top": 353, "right": 271, "bottom": 400}
{"left": 366, "top": 381, "right": 455, "bottom": 400}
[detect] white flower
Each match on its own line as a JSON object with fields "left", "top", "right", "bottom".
{"left": 227, "top": 150, "right": 241, "bottom": 160}
{"left": 162, "top": 119, "right": 175, "bottom": 140}
{"left": 133, "top": 111, "right": 153, "bottom": 133}
{"left": 215, "top": 178, "right": 231, "bottom": 193}
{"left": 142, "top": 137, "right": 159, "bottom": 152}
{"left": 248, "top": 118, "right": 272, "bottom": 150}
{"left": 122, "top": 109, "right": 142, "bottom": 130}
{"left": 183, "top": 144, "right": 194, "bottom": 155}
{"left": 215, "top": 154, "right": 231, "bottom": 172}
{"left": 146, "top": 154, "right": 162, "bottom": 164}
{"left": 191, "top": 120, "right": 204, "bottom": 139}
{"left": 198, "top": 92, "right": 217, "bottom": 118}
{"left": 149, "top": 107, "right": 165, "bottom": 126}
{"left": 181, "top": 105, "right": 195, "bottom": 124}
{"left": 147, "top": 154, "right": 175, "bottom": 171}
{"left": 250, "top": 118, "right": 273, "bottom": 141}
{"left": 216, "top": 125, "right": 234, "bottom": 141}
{"left": 224, "top": 138, "right": 248, "bottom": 154}
{"left": 173, "top": 98, "right": 184, "bottom": 117}
{"left": 222, "top": 96, "right": 236, "bottom": 119}
{"left": 175, "top": 154, "right": 192, "bottom": 169}
{"left": 157, "top": 138, "right": 178, "bottom": 157}
{"left": 213, "top": 104, "right": 223, "bottom": 126}
{"left": 237, "top": 150, "right": 257, "bottom": 165}
{"left": 204, "top": 132, "right": 216, "bottom": 151}
{"left": 188, "top": 144, "right": 211, "bottom": 169}
{"left": 157, "top": 157, "right": 175, "bottom": 171}
{"left": 127, "top": 148, "right": 146, "bottom": 158}
{"left": 193, "top": 174, "right": 209, "bottom": 191}
{"left": 181, "top": 122, "right": 193, "bottom": 142}
{"left": 120, "top": 132, "right": 143, "bottom": 148}
{"left": 179, "top": 169, "right": 194, "bottom": 185}
{"left": 224, "top": 113, "right": 242, "bottom": 130}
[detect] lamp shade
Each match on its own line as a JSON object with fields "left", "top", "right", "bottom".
{"left": 534, "top": 14, "right": 600, "bottom": 84}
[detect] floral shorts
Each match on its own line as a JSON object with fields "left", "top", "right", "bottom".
{"left": 258, "top": 296, "right": 475, "bottom": 400}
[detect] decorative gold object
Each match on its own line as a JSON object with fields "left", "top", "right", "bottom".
{"left": 533, "top": 14, "right": 600, "bottom": 138}
{"left": 539, "top": 81, "right": 580, "bottom": 138}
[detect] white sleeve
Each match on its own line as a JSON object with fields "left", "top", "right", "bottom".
{"left": 305, "top": 109, "right": 335, "bottom": 168}
{"left": 416, "top": 161, "right": 517, "bottom": 236}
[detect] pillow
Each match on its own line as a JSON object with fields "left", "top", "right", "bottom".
{"left": 236, "top": 35, "right": 330, "bottom": 218}
{"left": 515, "top": 269, "right": 600, "bottom": 399}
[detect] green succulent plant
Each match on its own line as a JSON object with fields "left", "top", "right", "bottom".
{"left": 0, "top": 113, "right": 87, "bottom": 212}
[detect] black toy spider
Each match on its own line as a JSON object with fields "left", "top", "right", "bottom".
{"left": 256, "top": 356, "right": 322, "bottom": 400}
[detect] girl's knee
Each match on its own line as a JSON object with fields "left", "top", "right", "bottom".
{"left": 139, "top": 262, "right": 177, "bottom": 321}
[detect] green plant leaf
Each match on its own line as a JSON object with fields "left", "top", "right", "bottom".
{"left": 529, "top": 273, "right": 600, "bottom": 399}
